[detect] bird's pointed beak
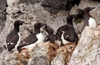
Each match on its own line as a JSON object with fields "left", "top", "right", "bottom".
{"left": 21, "top": 21, "right": 25, "bottom": 24}
{"left": 90, "top": 7, "right": 95, "bottom": 10}
{"left": 41, "top": 24, "right": 46, "bottom": 26}
{"left": 73, "top": 14, "right": 77, "bottom": 18}
{"left": 24, "top": 22, "right": 28, "bottom": 24}
{"left": 19, "top": 21, "right": 25, "bottom": 25}
{"left": 20, "top": 21, "right": 28, "bottom": 25}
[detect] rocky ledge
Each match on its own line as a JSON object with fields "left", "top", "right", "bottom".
{"left": 0, "top": 0, "right": 100, "bottom": 65}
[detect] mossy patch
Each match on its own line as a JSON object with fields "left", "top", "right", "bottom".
{"left": 75, "top": 18, "right": 84, "bottom": 24}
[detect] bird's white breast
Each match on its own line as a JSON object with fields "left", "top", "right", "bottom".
{"left": 22, "top": 33, "right": 45, "bottom": 48}
{"left": 36, "top": 33, "right": 45, "bottom": 43}
{"left": 61, "top": 34, "right": 70, "bottom": 45}
{"left": 14, "top": 32, "right": 21, "bottom": 50}
{"left": 21, "top": 33, "right": 45, "bottom": 51}
{"left": 6, "top": 0, "right": 20, "bottom": 6}
{"left": 88, "top": 17, "right": 96, "bottom": 28}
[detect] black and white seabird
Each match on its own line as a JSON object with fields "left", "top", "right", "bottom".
{"left": 56, "top": 14, "right": 77, "bottom": 38}
{"left": 44, "top": 25, "right": 61, "bottom": 46}
{"left": 81, "top": 7, "right": 96, "bottom": 32}
{"left": 17, "top": 23, "right": 46, "bottom": 51}
{"left": 61, "top": 30, "right": 78, "bottom": 45}
{"left": 6, "top": 20, "right": 24, "bottom": 51}
{"left": 56, "top": 14, "right": 78, "bottom": 45}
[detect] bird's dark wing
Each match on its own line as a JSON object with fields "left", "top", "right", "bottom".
{"left": 23, "top": 33, "right": 38, "bottom": 45}
{"left": 17, "top": 42, "right": 29, "bottom": 52}
{"left": 63, "top": 30, "right": 78, "bottom": 45}
{"left": 17, "top": 33, "right": 38, "bottom": 51}
{"left": 6, "top": 30, "right": 19, "bottom": 51}
{"left": 75, "top": 32, "right": 78, "bottom": 45}
{"left": 6, "top": 30, "right": 19, "bottom": 44}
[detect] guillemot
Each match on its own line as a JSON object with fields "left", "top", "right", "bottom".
{"left": 56, "top": 14, "right": 77, "bottom": 38}
{"left": 56, "top": 14, "right": 78, "bottom": 45}
{"left": 17, "top": 23, "right": 46, "bottom": 51}
{"left": 6, "top": 20, "right": 24, "bottom": 51}
{"left": 44, "top": 25, "right": 61, "bottom": 46}
{"left": 81, "top": 7, "right": 96, "bottom": 32}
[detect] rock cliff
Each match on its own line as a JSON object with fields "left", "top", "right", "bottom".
{"left": 0, "top": 0, "right": 100, "bottom": 65}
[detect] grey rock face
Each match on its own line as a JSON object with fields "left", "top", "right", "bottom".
{"left": 21, "top": 0, "right": 81, "bottom": 14}
{"left": 28, "top": 42, "right": 50, "bottom": 65}
{"left": 0, "top": 0, "right": 7, "bottom": 19}
{"left": 28, "top": 56, "right": 49, "bottom": 65}
{"left": 68, "top": 26, "right": 100, "bottom": 65}
{"left": 51, "top": 54, "right": 65, "bottom": 65}
{"left": 0, "top": 0, "right": 80, "bottom": 33}
{"left": 0, "top": 0, "right": 7, "bottom": 33}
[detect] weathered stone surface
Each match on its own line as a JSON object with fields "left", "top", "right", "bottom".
{"left": 51, "top": 54, "right": 65, "bottom": 65}
{"left": 51, "top": 44, "right": 75, "bottom": 65}
{"left": 0, "top": 0, "right": 7, "bottom": 33}
{"left": 68, "top": 26, "right": 100, "bottom": 65}
{"left": 1, "top": 0, "right": 81, "bottom": 14}
{"left": 28, "top": 42, "right": 52, "bottom": 65}
{"left": 0, "top": 0, "right": 7, "bottom": 20}
{"left": 28, "top": 56, "right": 49, "bottom": 65}
{"left": 22, "top": 0, "right": 80, "bottom": 14}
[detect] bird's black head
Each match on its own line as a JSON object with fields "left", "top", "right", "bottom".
{"left": 44, "top": 25, "right": 54, "bottom": 35}
{"left": 84, "top": 7, "right": 95, "bottom": 13}
{"left": 14, "top": 20, "right": 25, "bottom": 26}
{"left": 67, "top": 14, "right": 77, "bottom": 25}
{"left": 14, "top": 20, "right": 25, "bottom": 32}
{"left": 67, "top": 14, "right": 77, "bottom": 20}
{"left": 44, "top": 34, "right": 58, "bottom": 43}
{"left": 34, "top": 23, "right": 46, "bottom": 34}
{"left": 34, "top": 23, "right": 46, "bottom": 28}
